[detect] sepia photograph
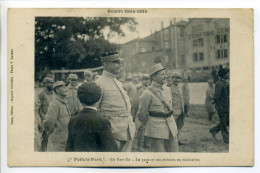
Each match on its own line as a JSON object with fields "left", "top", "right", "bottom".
{"left": 7, "top": 8, "right": 253, "bottom": 167}
{"left": 34, "top": 17, "right": 230, "bottom": 153}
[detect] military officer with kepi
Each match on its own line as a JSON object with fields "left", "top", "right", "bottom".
{"left": 137, "top": 63, "right": 179, "bottom": 152}
{"left": 66, "top": 74, "right": 83, "bottom": 116}
{"left": 96, "top": 52, "right": 136, "bottom": 152}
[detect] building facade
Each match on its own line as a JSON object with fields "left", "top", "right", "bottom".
{"left": 120, "top": 18, "right": 230, "bottom": 74}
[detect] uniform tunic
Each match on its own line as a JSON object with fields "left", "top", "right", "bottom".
{"left": 65, "top": 84, "right": 83, "bottom": 116}
{"left": 43, "top": 94, "right": 71, "bottom": 151}
{"left": 38, "top": 88, "right": 53, "bottom": 120}
{"left": 205, "top": 86, "right": 215, "bottom": 113}
{"left": 170, "top": 85, "right": 184, "bottom": 118}
{"left": 137, "top": 82, "right": 178, "bottom": 140}
{"left": 96, "top": 71, "right": 136, "bottom": 141}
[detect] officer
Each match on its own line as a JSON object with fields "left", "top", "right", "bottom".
{"left": 43, "top": 81, "right": 71, "bottom": 151}
{"left": 95, "top": 52, "right": 136, "bottom": 152}
{"left": 38, "top": 77, "right": 54, "bottom": 151}
{"left": 137, "top": 63, "right": 179, "bottom": 152}
{"left": 66, "top": 74, "right": 83, "bottom": 116}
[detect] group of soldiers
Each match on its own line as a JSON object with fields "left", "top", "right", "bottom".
{"left": 34, "top": 52, "right": 230, "bottom": 152}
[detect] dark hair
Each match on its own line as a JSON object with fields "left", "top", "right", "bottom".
{"left": 150, "top": 71, "right": 160, "bottom": 82}
{"left": 77, "top": 82, "right": 102, "bottom": 105}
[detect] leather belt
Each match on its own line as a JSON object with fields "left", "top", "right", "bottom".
{"left": 99, "top": 111, "right": 132, "bottom": 117}
{"left": 149, "top": 111, "right": 173, "bottom": 118}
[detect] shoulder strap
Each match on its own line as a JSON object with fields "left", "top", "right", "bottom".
{"left": 148, "top": 88, "right": 171, "bottom": 112}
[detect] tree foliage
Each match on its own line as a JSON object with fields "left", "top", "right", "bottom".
{"left": 35, "top": 17, "right": 137, "bottom": 81}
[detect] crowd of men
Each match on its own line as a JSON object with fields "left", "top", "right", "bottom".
{"left": 34, "top": 52, "right": 230, "bottom": 152}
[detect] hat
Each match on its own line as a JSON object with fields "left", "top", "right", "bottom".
{"left": 146, "top": 63, "right": 166, "bottom": 76}
{"left": 68, "top": 74, "right": 78, "bottom": 80}
{"left": 208, "top": 79, "right": 214, "bottom": 83}
{"left": 142, "top": 74, "right": 150, "bottom": 79}
{"left": 100, "top": 52, "right": 122, "bottom": 64}
{"left": 84, "top": 70, "right": 93, "bottom": 77}
{"left": 218, "top": 68, "right": 229, "bottom": 78}
{"left": 53, "top": 81, "right": 65, "bottom": 89}
{"left": 77, "top": 82, "right": 102, "bottom": 105}
{"left": 171, "top": 71, "right": 182, "bottom": 78}
{"left": 43, "top": 77, "right": 54, "bottom": 83}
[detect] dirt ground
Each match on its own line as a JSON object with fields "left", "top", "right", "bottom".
{"left": 132, "top": 105, "right": 229, "bottom": 152}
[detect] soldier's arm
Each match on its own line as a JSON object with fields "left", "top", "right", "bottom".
{"left": 43, "top": 102, "right": 59, "bottom": 133}
{"left": 214, "top": 83, "right": 222, "bottom": 104}
{"left": 137, "top": 91, "right": 152, "bottom": 124}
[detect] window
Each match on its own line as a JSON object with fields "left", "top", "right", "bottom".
{"left": 216, "top": 34, "right": 228, "bottom": 44}
{"left": 198, "top": 38, "right": 204, "bottom": 47}
{"left": 199, "top": 52, "right": 204, "bottom": 61}
{"left": 193, "top": 53, "right": 198, "bottom": 61}
{"left": 193, "top": 38, "right": 203, "bottom": 47}
{"left": 193, "top": 40, "right": 197, "bottom": 47}
{"left": 180, "top": 28, "right": 184, "bottom": 37}
{"left": 193, "top": 52, "right": 204, "bottom": 62}
{"left": 216, "top": 49, "right": 228, "bottom": 59}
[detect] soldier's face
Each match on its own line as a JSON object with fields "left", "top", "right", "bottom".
{"left": 172, "top": 76, "right": 182, "bottom": 85}
{"left": 85, "top": 75, "right": 93, "bottom": 82}
{"left": 107, "top": 61, "right": 122, "bottom": 75}
{"left": 142, "top": 78, "right": 150, "bottom": 87}
{"left": 70, "top": 79, "right": 77, "bottom": 87}
{"left": 46, "top": 82, "right": 53, "bottom": 91}
{"left": 56, "top": 85, "right": 67, "bottom": 97}
{"left": 154, "top": 70, "right": 166, "bottom": 85}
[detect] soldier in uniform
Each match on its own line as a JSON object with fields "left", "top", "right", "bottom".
{"left": 182, "top": 78, "right": 190, "bottom": 117}
{"left": 210, "top": 68, "right": 230, "bottom": 144}
{"left": 137, "top": 63, "right": 179, "bottom": 152}
{"left": 205, "top": 79, "right": 216, "bottom": 121}
{"left": 66, "top": 74, "right": 83, "bottom": 116}
{"left": 38, "top": 77, "right": 54, "bottom": 151}
{"left": 169, "top": 72, "right": 185, "bottom": 145}
{"left": 84, "top": 70, "right": 93, "bottom": 82}
{"left": 43, "top": 81, "right": 71, "bottom": 151}
{"left": 95, "top": 52, "right": 136, "bottom": 152}
{"left": 132, "top": 74, "right": 151, "bottom": 151}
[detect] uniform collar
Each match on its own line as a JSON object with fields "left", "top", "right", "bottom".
{"left": 83, "top": 106, "right": 97, "bottom": 111}
{"left": 54, "top": 94, "right": 68, "bottom": 104}
{"left": 103, "top": 71, "right": 116, "bottom": 78}
{"left": 43, "top": 88, "right": 52, "bottom": 95}
{"left": 151, "top": 81, "right": 163, "bottom": 90}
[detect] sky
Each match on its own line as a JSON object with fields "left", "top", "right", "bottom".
{"left": 108, "top": 18, "right": 188, "bottom": 44}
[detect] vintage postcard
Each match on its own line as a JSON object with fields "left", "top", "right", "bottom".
{"left": 8, "top": 8, "right": 254, "bottom": 167}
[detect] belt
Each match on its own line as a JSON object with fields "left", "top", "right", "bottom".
{"left": 99, "top": 111, "right": 132, "bottom": 117}
{"left": 149, "top": 111, "right": 173, "bottom": 118}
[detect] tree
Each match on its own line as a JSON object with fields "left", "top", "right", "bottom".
{"left": 35, "top": 17, "right": 137, "bottom": 81}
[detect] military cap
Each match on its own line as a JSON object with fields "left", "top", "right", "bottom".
{"left": 53, "top": 81, "right": 65, "bottom": 89}
{"left": 68, "top": 74, "right": 78, "bottom": 80}
{"left": 142, "top": 74, "right": 150, "bottom": 80}
{"left": 43, "top": 77, "right": 54, "bottom": 83}
{"left": 100, "top": 52, "right": 122, "bottom": 63}
{"left": 171, "top": 71, "right": 182, "bottom": 78}
{"left": 146, "top": 63, "right": 166, "bottom": 76}
{"left": 218, "top": 68, "right": 229, "bottom": 78}
{"left": 207, "top": 79, "right": 214, "bottom": 83}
